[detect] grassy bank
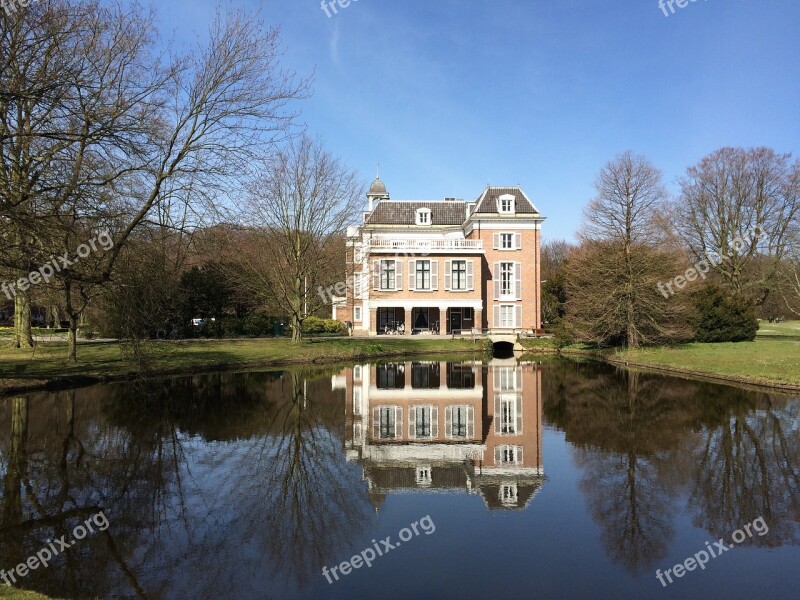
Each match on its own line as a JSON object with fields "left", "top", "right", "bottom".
{"left": 520, "top": 332, "right": 800, "bottom": 391}
{"left": 611, "top": 337, "right": 800, "bottom": 389}
{"left": 0, "top": 588, "right": 60, "bottom": 600}
{"left": 0, "top": 337, "right": 487, "bottom": 395}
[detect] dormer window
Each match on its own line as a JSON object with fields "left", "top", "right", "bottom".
{"left": 497, "top": 194, "right": 515, "bottom": 214}
{"left": 416, "top": 208, "right": 432, "bottom": 226}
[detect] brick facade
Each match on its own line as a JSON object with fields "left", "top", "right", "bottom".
{"left": 339, "top": 180, "right": 544, "bottom": 335}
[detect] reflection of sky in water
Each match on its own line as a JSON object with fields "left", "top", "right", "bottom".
{"left": 0, "top": 360, "right": 798, "bottom": 600}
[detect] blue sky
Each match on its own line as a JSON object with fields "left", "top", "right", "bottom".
{"left": 149, "top": 0, "right": 800, "bottom": 241}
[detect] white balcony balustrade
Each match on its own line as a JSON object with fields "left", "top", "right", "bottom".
{"left": 368, "top": 238, "right": 484, "bottom": 253}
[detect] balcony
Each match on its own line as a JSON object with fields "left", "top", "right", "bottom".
{"left": 369, "top": 238, "right": 484, "bottom": 254}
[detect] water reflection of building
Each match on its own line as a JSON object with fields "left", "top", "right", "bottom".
{"left": 334, "top": 360, "right": 544, "bottom": 511}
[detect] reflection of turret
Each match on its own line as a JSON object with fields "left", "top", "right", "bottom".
{"left": 337, "top": 359, "right": 545, "bottom": 511}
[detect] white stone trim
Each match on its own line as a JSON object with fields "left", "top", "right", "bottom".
{"left": 370, "top": 299, "right": 483, "bottom": 310}
{"left": 369, "top": 387, "right": 483, "bottom": 400}
{"left": 464, "top": 220, "right": 543, "bottom": 232}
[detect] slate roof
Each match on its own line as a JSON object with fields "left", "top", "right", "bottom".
{"left": 365, "top": 201, "right": 467, "bottom": 226}
{"left": 472, "top": 186, "right": 538, "bottom": 215}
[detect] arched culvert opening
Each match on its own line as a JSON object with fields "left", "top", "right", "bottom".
{"left": 492, "top": 341, "right": 515, "bottom": 359}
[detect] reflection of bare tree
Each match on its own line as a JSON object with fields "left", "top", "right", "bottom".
{"left": 0, "top": 390, "right": 158, "bottom": 598}
{"left": 1, "top": 370, "right": 374, "bottom": 598}
{"left": 689, "top": 395, "right": 800, "bottom": 546}
{"left": 572, "top": 373, "right": 682, "bottom": 574}
{"left": 545, "top": 360, "right": 800, "bottom": 573}
{"left": 247, "top": 373, "right": 373, "bottom": 587}
{"left": 545, "top": 364, "right": 701, "bottom": 573}
{"left": 100, "top": 371, "right": 375, "bottom": 598}
{"left": 577, "top": 448, "right": 675, "bottom": 573}
{"left": 1, "top": 397, "right": 27, "bottom": 530}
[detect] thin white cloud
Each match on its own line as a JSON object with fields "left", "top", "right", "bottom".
{"left": 330, "top": 21, "right": 341, "bottom": 66}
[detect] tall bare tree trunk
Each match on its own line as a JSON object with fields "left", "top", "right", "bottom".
{"left": 1, "top": 398, "right": 28, "bottom": 528}
{"left": 292, "top": 275, "right": 303, "bottom": 344}
{"left": 64, "top": 283, "right": 79, "bottom": 362}
{"left": 67, "top": 313, "right": 79, "bottom": 363}
{"left": 625, "top": 243, "right": 639, "bottom": 349}
{"left": 13, "top": 292, "right": 34, "bottom": 349}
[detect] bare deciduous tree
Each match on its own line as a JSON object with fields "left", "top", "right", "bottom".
{"left": 1, "top": 1, "right": 309, "bottom": 361}
{"left": 230, "top": 135, "right": 363, "bottom": 343}
{"left": 564, "top": 241, "right": 694, "bottom": 347}
{"left": 575, "top": 152, "right": 675, "bottom": 348}
{"left": 780, "top": 233, "right": 800, "bottom": 316}
{"left": 674, "top": 147, "right": 800, "bottom": 299}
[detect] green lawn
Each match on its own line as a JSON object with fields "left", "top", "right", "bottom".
{"left": 0, "top": 336, "right": 486, "bottom": 393}
{"left": 0, "top": 327, "right": 67, "bottom": 340}
{"left": 520, "top": 332, "right": 800, "bottom": 389}
{"left": 614, "top": 337, "right": 800, "bottom": 388}
{"left": 0, "top": 588, "right": 60, "bottom": 600}
{"left": 756, "top": 319, "right": 800, "bottom": 337}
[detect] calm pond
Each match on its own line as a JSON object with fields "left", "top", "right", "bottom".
{"left": 1, "top": 358, "right": 798, "bottom": 600}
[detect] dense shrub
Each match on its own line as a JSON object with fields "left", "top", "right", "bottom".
{"left": 302, "top": 316, "right": 346, "bottom": 335}
{"left": 693, "top": 284, "right": 758, "bottom": 343}
{"left": 551, "top": 322, "right": 575, "bottom": 348}
{"left": 243, "top": 314, "right": 281, "bottom": 337}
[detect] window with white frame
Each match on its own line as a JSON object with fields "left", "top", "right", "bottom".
{"left": 353, "top": 365, "right": 362, "bottom": 380}
{"left": 353, "top": 386, "right": 362, "bottom": 414}
{"left": 499, "top": 305, "right": 515, "bottom": 328}
{"left": 354, "top": 246, "right": 363, "bottom": 263}
{"left": 499, "top": 483, "right": 519, "bottom": 506}
{"left": 416, "top": 208, "right": 432, "bottom": 225}
{"left": 380, "top": 407, "right": 395, "bottom": 438}
{"left": 500, "top": 262, "right": 514, "bottom": 296}
{"left": 498, "top": 195, "right": 515, "bottom": 214}
{"left": 452, "top": 260, "right": 467, "bottom": 290}
{"left": 445, "top": 259, "right": 472, "bottom": 291}
{"left": 493, "top": 232, "right": 521, "bottom": 251}
{"left": 380, "top": 260, "right": 396, "bottom": 290}
{"left": 499, "top": 396, "right": 516, "bottom": 434}
{"left": 410, "top": 405, "right": 438, "bottom": 439}
{"left": 416, "top": 466, "right": 432, "bottom": 486}
{"left": 354, "top": 306, "right": 362, "bottom": 321}
{"left": 496, "top": 366, "right": 520, "bottom": 391}
{"left": 495, "top": 444, "right": 523, "bottom": 465}
{"left": 353, "top": 275, "right": 363, "bottom": 298}
{"left": 416, "top": 260, "right": 431, "bottom": 290}
{"left": 495, "top": 392, "right": 522, "bottom": 435}
{"left": 373, "top": 406, "right": 402, "bottom": 440}
{"left": 446, "top": 405, "right": 474, "bottom": 439}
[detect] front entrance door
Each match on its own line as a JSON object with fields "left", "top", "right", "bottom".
{"left": 450, "top": 309, "right": 462, "bottom": 333}
{"left": 413, "top": 308, "right": 429, "bottom": 332}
